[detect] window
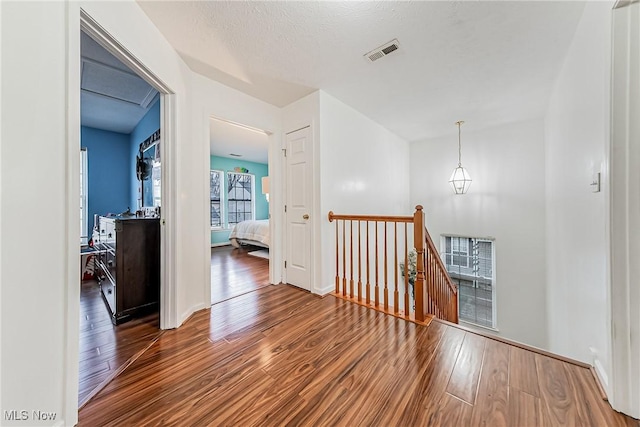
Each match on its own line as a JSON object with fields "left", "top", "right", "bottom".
{"left": 446, "top": 237, "right": 470, "bottom": 267}
{"left": 151, "top": 162, "right": 161, "bottom": 207}
{"left": 442, "top": 236, "right": 495, "bottom": 329}
{"left": 210, "top": 170, "right": 224, "bottom": 228}
{"left": 227, "top": 172, "right": 254, "bottom": 225}
{"left": 80, "top": 148, "right": 88, "bottom": 245}
{"left": 209, "top": 170, "right": 256, "bottom": 228}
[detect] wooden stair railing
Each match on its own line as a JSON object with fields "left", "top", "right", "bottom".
{"left": 328, "top": 205, "right": 458, "bottom": 324}
{"left": 423, "top": 226, "right": 459, "bottom": 323}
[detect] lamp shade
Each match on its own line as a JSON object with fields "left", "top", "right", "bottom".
{"left": 261, "top": 176, "right": 270, "bottom": 194}
{"left": 449, "top": 166, "right": 472, "bottom": 195}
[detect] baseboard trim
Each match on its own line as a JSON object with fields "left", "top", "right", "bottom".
{"left": 211, "top": 242, "right": 231, "bottom": 248}
{"left": 591, "top": 361, "right": 610, "bottom": 401}
{"left": 433, "top": 317, "right": 591, "bottom": 369}
{"left": 314, "top": 284, "right": 335, "bottom": 296}
{"left": 179, "top": 302, "right": 208, "bottom": 327}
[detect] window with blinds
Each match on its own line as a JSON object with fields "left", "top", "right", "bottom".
{"left": 227, "top": 172, "right": 254, "bottom": 225}
{"left": 210, "top": 170, "right": 224, "bottom": 228}
{"left": 442, "top": 236, "right": 496, "bottom": 329}
{"left": 80, "top": 148, "right": 88, "bottom": 245}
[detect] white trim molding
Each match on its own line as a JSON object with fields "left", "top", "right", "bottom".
{"left": 609, "top": 1, "right": 640, "bottom": 418}
{"left": 64, "top": 3, "right": 81, "bottom": 425}
{"left": 159, "top": 94, "right": 178, "bottom": 330}
{"left": 63, "top": 7, "right": 179, "bottom": 425}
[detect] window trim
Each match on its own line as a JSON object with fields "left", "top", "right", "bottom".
{"left": 210, "top": 169, "right": 225, "bottom": 230}
{"left": 80, "top": 148, "right": 88, "bottom": 245}
{"left": 451, "top": 237, "right": 470, "bottom": 268}
{"left": 226, "top": 171, "right": 255, "bottom": 226}
{"left": 441, "top": 235, "right": 496, "bottom": 329}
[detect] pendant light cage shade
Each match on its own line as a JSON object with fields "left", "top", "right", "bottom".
{"left": 449, "top": 166, "right": 472, "bottom": 194}
{"left": 449, "top": 120, "right": 472, "bottom": 194}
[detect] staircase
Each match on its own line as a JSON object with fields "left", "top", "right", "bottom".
{"left": 328, "top": 205, "right": 458, "bottom": 324}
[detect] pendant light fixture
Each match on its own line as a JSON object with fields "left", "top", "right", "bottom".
{"left": 449, "top": 120, "right": 472, "bottom": 194}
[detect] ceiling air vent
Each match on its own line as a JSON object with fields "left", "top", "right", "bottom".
{"left": 364, "top": 39, "right": 400, "bottom": 63}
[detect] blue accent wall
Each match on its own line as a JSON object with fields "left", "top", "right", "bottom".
{"left": 129, "top": 98, "right": 161, "bottom": 209}
{"left": 81, "top": 126, "right": 132, "bottom": 235}
{"left": 210, "top": 156, "right": 269, "bottom": 245}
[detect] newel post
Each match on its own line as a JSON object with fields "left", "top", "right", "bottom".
{"left": 413, "top": 205, "right": 427, "bottom": 322}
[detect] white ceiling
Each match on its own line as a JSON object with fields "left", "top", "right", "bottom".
{"left": 81, "top": 32, "right": 158, "bottom": 134}
{"left": 137, "top": 1, "right": 586, "bottom": 141}
{"left": 210, "top": 118, "right": 269, "bottom": 164}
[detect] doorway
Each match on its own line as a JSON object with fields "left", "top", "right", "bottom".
{"left": 72, "top": 10, "right": 177, "bottom": 412}
{"left": 284, "top": 126, "right": 312, "bottom": 291}
{"left": 208, "top": 117, "right": 271, "bottom": 304}
{"left": 78, "top": 28, "right": 163, "bottom": 407}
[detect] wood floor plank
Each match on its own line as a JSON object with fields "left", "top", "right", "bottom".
{"left": 470, "top": 339, "right": 510, "bottom": 426}
{"left": 395, "top": 326, "right": 466, "bottom": 426}
{"left": 426, "top": 393, "right": 473, "bottom": 427}
{"left": 78, "top": 260, "right": 638, "bottom": 427}
{"left": 536, "top": 353, "right": 580, "bottom": 425}
{"left": 77, "top": 280, "right": 160, "bottom": 406}
{"left": 363, "top": 321, "right": 449, "bottom": 426}
{"left": 296, "top": 305, "right": 395, "bottom": 400}
{"left": 564, "top": 363, "right": 635, "bottom": 427}
{"left": 211, "top": 245, "right": 270, "bottom": 304}
{"left": 509, "top": 388, "right": 549, "bottom": 427}
{"left": 510, "top": 345, "right": 541, "bottom": 397}
{"left": 446, "top": 331, "right": 487, "bottom": 404}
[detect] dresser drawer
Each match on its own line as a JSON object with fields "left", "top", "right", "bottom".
{"left": 100, "top": 280, "right": 116, "bottom": 316}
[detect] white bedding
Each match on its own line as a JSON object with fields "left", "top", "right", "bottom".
{"left": 229, "top": 219, "right": 270, "bottom": 248}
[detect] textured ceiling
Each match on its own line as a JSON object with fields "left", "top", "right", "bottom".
{"left": 137, "top": 1, "right": 586, "bottom": 141}
{"left": 81, "top": 32, "right": 158, "bottom": 134}
{"left": 210, "top": 118, "right": 269, "bottom": 164}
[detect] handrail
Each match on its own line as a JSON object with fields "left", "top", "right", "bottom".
{"left": 425, "top": 228, "right": 458, "bottom": 296}
{"left": 424, "top": 226, "right": 459, "bottom": 324}
{"left": 328, "top": 211, "right": 414, "bottom": 223}
{"left": 328, "top": 205, "right": 459, "bottom": 325}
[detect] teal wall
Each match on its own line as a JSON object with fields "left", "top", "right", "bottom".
{"left": 210, "top": 155, "right": 269, "bottom": 245}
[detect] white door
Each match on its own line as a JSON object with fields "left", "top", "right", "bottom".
{"left": 285, "top": 127, "right": 312, "bottom": 290}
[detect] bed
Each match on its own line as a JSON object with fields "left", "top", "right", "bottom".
{"left": 229, "top": 219, "right": 270, "bottom": 248}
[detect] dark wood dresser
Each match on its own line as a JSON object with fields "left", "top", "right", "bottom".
{"left": 94, "top": 217, "right": 160, "bottom": 325}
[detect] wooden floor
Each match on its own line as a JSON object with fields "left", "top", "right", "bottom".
{"left": 79, "top": 283, "right": 637, "bottom": 426}
{"left": 78, "top": 280, "right": 161, "bottom": 406}
{"left": 211, "top": 245, "right": 270, "bottom": 304}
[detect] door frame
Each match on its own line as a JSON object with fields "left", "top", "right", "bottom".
{"left": 65, "top": 7, "right": 178, "bottom": 422}
{"left": 203, "top": 114, "right": 281, "bottom": 306}
{"left": 283, "top": 126, "right": 313, "bottom": 290}
{"left": 609, "top": 0, "right": 640, "bottom": 418}
{"left": 78, "top": 10, "right": 177, "bottom": 328}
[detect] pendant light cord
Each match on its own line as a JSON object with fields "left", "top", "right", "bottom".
{"left": 457, "top": 121, "right": 463, "bottom": 167}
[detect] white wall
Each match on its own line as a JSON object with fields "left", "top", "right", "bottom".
{"left": 191, "top": 72, "right": 282, "bottom": 308}
{"left": 281, "top": 91, "right": 410, "bottom": 295}
{"left": 318, "top": 91, "right": 410, "bottom": 294}
{"left": 610, "top": 2, "right": 640, "bottom": 417}
{"left": 2, "top": 2, "right": 70, "bottom": 425}
{"left": 544, "top": 1, "right": 612, "bottom": 389}
{"left": 0, "top": 1, "right": 285, "bottom": 425}
{"left": 410, "top": 119, "right": 548, "bottom": 348}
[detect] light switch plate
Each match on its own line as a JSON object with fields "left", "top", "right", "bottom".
{"left": 591, "top": 172, "right": 601, "bottom": 193}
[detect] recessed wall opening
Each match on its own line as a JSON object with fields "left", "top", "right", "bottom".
{"left": 71, "top": 10, "right": 177, "bottom": 416}
{"left": 78, "top": 27, "right": 163, "bottom": 407}
{"left": 208, "top": 117, "right": 271, "bottom": 305}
